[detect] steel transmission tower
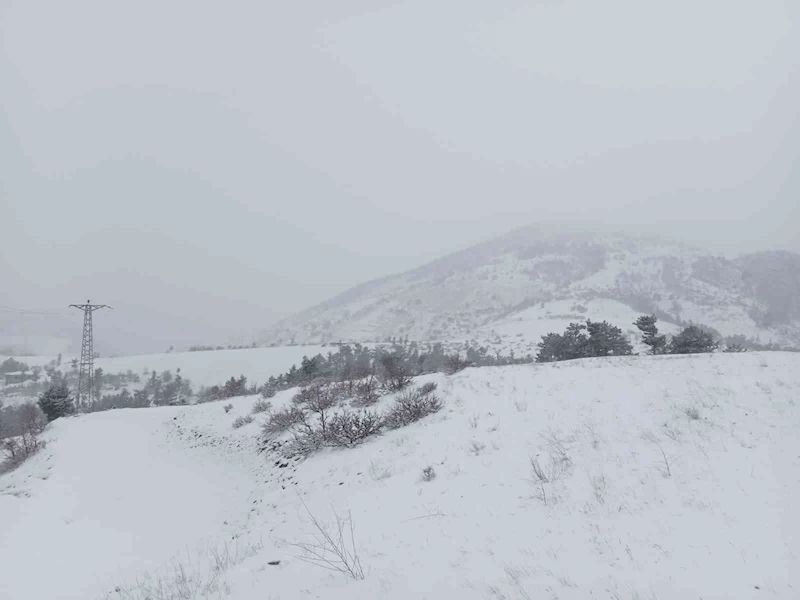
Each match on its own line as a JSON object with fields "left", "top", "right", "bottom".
{"left": 69, "top": 301, "right": 111, "bottom": 407}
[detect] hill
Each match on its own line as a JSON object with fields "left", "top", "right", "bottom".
{"left": 1, "top": 352, "right": 798, "bottom": 599}
{"left": 259, "top": 227, "right": 800, "bottom": 355}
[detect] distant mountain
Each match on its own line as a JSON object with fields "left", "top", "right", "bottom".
{"left": 259, "top": 226, "right": 800, "bottom": 354}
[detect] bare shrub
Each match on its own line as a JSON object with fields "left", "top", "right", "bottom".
{"left": 656, "top": 444, "right": 674, "bottom": 478}
{"left": 661, "top": 422, "right": 682, "bottom": 441}
{"left": 529, "top": 453, "right": 572, "bottom": 505}
{"left": 251, "top": 399, "right": 272, "bottom": 414}
{"left": 1, "top": 433, "right": 45, "bottom": 473}
{"left": 384, "top": 386, "right": 443, "bottom": 429}
{"left": 588, "top": 473, "right": 607, "bottom": 504}
{"left": 376, "top": 353, "right": 412, "bottom": 392}
{"left": 223, "top": 403, "right": 233, "bottom": 413}
{"left": 529, "top": 457, "right": 550, "bottom": 505}
{"left": 468, "top": 414, "right": 480, "bottom": 429}
{"left": 262, "top": 406, "right": 305, "bottom": 437}
{"left": 684, "top": 406, "right": 701, "bottom": 421}
{"left": 541, "top": 429, "right": 571, "bottom": 462}
{"left": 232, "top": 415, "right": 254, "bottom": 429}
{"left": 420, "top": 465, "right": 436, "bottom": 482}
{"left": 294, "top": 383, "right": 339, "bottom": 413}
{"left": 282, "top": 428, "right": 324, "bottom": 458}
{"left": 643, "top": 431, "right": 675, "bottom": 478}
{"left": 287, "top": 500, "right": 365, "bottom": 581}
{"left": 102, "top": 538, "right": 262, "bottom": 600}
{"left": 1, "top": 403, "right": 47, "bottom": 473}
{"left": 18, "top": 403, "right": 47, "bottom": 435}
{"left": 369, "top": 461, "right": 393, "bottom": 481}
{"left": 468, "top": 440, "right": 487, "bottom": 455}
{"left": 584, "top": 422, "right": 600, "bottom": 449}
{"left": 260, "top": 383, "right": 278, "bottom": 399}
{"left": 444, "top": 355, "right": 471, "bottom": 375}
{"left": 322, "top": 410, "right": 384, "bottom": 447}
{"left": 419, "top": 381, "right": 438, "bottom": 395}
{"left": 351, "top": 376, "right": 380, "bottom": 407}
{"left": 514, "top": 399, "right": 528, "bottom": 413}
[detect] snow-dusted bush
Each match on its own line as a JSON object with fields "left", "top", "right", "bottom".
{"left": 232, "top": 415, "right": 254, "bottom": 429}
{"left": 293, "top": 382, "right": 339, "bottom": 413}
{"left": 102, "top": 538, "right": 263, "bottom": 600}
{"left": 420, "top": 465, "right": 436, "bottom": 482}
{"left": 262, "top": 406, "right": 305, "bottom": 437}
{"left": 1, "top": 424, "right": 45, "bottom": 473}
{"left": 444, "top": 355, "right": 471, "bottom": 375}
{"left": 350, "top": 376, "right": 381, "bottom": 407}
{"left": 322, "top": 410, "right": 384, "bottom": 447}
{"left": 385, "top": 385, "right": 443, "bottom": 429}
{"left": 251, "top": 398, "right": 272, "bottom": 414}
{"left": 419, "top": 381, "right": 438, "bottom": 395}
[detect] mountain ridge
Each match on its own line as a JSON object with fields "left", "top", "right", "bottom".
{"left": 259, "top": 226, "right": 800, "bottom": 351}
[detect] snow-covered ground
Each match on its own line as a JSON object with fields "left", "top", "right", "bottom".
{"left": 1, "top": 352, "right": 798, "bottom": 599}
{"left": 0, "top": 345, "right": 328, "bottom": 405}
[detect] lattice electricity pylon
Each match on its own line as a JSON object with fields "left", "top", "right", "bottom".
{"left": 69, "top": 301, "right": 111, "bottom": 408}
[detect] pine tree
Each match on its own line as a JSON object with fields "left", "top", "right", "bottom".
{"left": 670, "top": 325, "right": 718, "bottom": 354}
{"left": 38, "top": 384, "right": 75, "bottom": 421}
{"left": 584, "top": 320, "right": 633, "bottom": 357}
{"left": 634, "top": 315, "right": 667, "bottom": 355}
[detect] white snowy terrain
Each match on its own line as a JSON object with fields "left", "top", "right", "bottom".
{"left": 2, "top": 352, "right": 798, "bottom": 599}
{"left": 0, "top": 345, "right": 328, "bottom": 406}
{"left": 259, "top": 227, "right": 800, "bottom": 352}
{"left": 2, "top": 345, "right": 328, "bottom": 388}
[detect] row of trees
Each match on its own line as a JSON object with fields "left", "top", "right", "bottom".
{"left": 256, "top": 342, "right": 531, "bottom": 399}
{"left": 634, "top": 315, "right": 720, "bottom": 355}
{"left": 535, "top": 320, "right": 633, "bottom": 362}
{"left": 534, "top": 315, "right": 737, "bottom": 363}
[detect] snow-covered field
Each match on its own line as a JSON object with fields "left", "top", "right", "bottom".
{"left": 0, "top": 345, "right": 328, "bottom": 404}
{"left": 1, "top": 352, "right": 798, "bottom": 599}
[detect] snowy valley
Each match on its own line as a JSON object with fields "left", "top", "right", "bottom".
{"left": 2, "top": 351, "right": 798, "bottom": 599}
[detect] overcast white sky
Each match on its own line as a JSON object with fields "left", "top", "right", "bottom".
{"left": 1, "top": 0, "right": 798, "bottom": 352}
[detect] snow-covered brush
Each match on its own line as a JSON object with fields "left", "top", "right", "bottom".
{"left": 284, "top": 498, "right": 365, "bottom": 581}
{"left": 103, "top": 538, "right": 263, "bottom": 600}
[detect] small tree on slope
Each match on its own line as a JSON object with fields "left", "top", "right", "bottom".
{"left": 634, "top": 315, "right": 668, "bottom": 355}
{"left": 38, "top": 384, "right": 75, "bottom": 421}
{"left": 669, "top": 325, "right": 718, "bottom": 354}
{"left": 584, "top": 320, "right": 633, "bottom": 357}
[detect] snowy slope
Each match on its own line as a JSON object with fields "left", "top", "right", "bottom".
{"left": 2, "top": 352, "right": 798, "bottom": 599}
{"left": 259, "top": 227, "right": 800, "bottom": 350}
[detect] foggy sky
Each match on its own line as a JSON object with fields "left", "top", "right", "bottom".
{"left": 2, "top": 0, "right": 799, "bottom": 353}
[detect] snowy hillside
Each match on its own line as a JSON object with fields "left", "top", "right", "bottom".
{"left": 2, "top": 352, "right": 798, "bottom": 599}
{"left": 259, "top": 227, "right": 800, "bottom": 352}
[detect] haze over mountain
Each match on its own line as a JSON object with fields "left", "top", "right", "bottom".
{"left": 2, "top": 1, "right": 799, "bottom": 355}
{"left": 261, "top": 226, "right": 800, "bottom": 352}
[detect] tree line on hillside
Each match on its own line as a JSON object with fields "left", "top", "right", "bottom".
{"left": 0, "top": 314, "right": 772, "bottom": 445}
{"left": 202, "top": 342, "right": 533, "bottom": 402}
{"left": 533, "top": 315, "right": 738, "bottom": 363}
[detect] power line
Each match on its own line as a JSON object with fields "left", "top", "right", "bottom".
{"left": 0, "top": 304, "right": 67, "bottom": 317}
{"left": 69, "top": 301, "right": 111, "bottom": 408}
